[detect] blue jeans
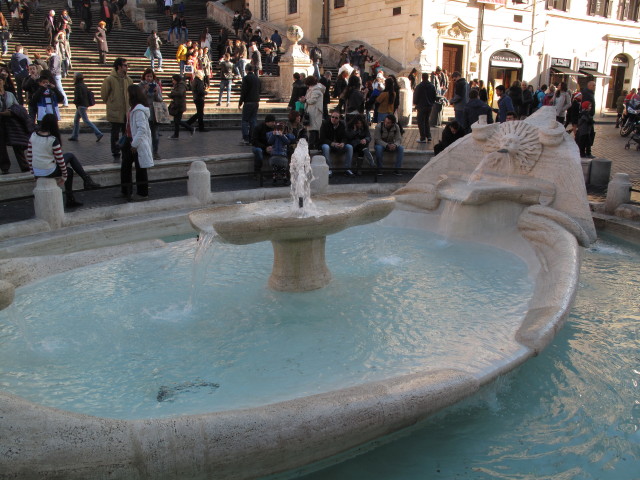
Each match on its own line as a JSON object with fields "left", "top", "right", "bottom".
{"left": 179, "top": 60, "right": 186, "bottom": 75}
{"left": 235, "top": 59, "right": 247, "bottom": 77}
{"left": 241, "top": 102, "right": 258, "bottom": 142}
{"left": 218, "top": 79, "right": 232, "bottom": 104}
{"left": 252, "top": 147, "right": 264, "bottom": 172}
{"left": 180, "top": 28, "right": 188, "bottom": 42}
{"left": 54, "top": 74, "right": 69, "bottom": 106}
{"left": 321, "top": 143, "right": 353, "bottom": 170}
{"left": 70, "top": 106, "right": 103, "bottom": 139}
{"left": 167, "top": 27, "right": 178, "bottom": 43}
{"left": 374, "top": 144, "right": 404, "bottom": 169}
{"left": 150, "top": 50, "right": 163, "bottom": 69}
{"left": 1, "top": 39, "right": 7, "bottom": 56}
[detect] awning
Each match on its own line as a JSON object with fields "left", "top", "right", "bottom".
{"left": 579, "top": 69, "right": 611, "bottom": 78}
{"left": 550, "top": 66, "right": 585, "bottom": 76}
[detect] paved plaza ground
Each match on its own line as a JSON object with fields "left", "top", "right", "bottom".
{"left": 1, "top": 108, "right": 639, "bottom": 225}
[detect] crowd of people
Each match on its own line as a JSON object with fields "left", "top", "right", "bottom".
{"left": 0, "top": 0, "right": 612, "bottom": 205}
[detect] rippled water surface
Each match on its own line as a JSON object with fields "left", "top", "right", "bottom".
{"left": 0, "top": 224, "right": 531, "bottom": 419}
{"left": 300, "top": 233, "right": 640, "bottom": 480}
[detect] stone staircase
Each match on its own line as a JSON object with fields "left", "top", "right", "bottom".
{"left": 2, "top": 0, "right": 288, "bottom": 130}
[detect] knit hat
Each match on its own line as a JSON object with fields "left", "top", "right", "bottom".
{"left": 581, "top": 101, "right": 591, "bottom": 110}
{"left": 265, "top": 114, "right": 276, "bottom": 123}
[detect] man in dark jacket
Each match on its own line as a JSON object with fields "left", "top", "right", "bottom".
{"left": 9, "top": 44, "right": 31, "bottom": 105}
{"left": 320, "top": 71, "right": 332, "bottom": 119}
{"left": 251, "top": 113, "right": 276, "bottom": 176}
{"left": 238, "top": 64, "right": 261, "bottom": 144}
{"left": 413, "top": 72, "right": 437, "bottom": 143}
{"left": 463, "top": 89, "right": 493, "bottom": 132}
{"left": 186, "top": 70, "right": 207, "bottom": 132}
{"left": 287, "top": 73, "right": 307, "bottom": 110}
{"left": 450, "top": 71, "right": 469, "bottom": 129}
{"left": 320, "top": 110, "right": 353, "bottom": 176}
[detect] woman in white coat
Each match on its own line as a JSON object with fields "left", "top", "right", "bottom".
{"left": 121, "top": 84, "right": 153, "bottom": 201}
{"left": 303, "top": 75, "right": 325, "bottom": 149}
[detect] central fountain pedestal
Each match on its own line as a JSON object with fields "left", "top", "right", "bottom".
{"left": 189, "top": 193, "right": 395, "bottom": 292}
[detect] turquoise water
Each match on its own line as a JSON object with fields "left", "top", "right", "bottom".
{"left": 298, "top": 234, "right": 640, "bottom": 480}
{"left": 0, "top": 224, "right": 531, "bottom": 420}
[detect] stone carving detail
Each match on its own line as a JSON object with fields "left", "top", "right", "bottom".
{"left": 483, "top": 121, "right": 542, "bottom": 174}
{"left": 435, "top": 20, "right": 473, "bottom": 39}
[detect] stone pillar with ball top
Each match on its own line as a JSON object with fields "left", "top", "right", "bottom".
{"left": 277, "top": 25, "right": 313, "bottom": 103}
{"left": 407, "top": 37, "right": 432, "bottom": 77}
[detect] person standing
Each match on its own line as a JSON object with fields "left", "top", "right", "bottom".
{"left": 99, "top": 0, "right": 113, "bottom": 33}
{"left": 554, "top": 81, "right": 571, "bottom": 124}
{"left": 577, "top": 100, "right": 595, "bottom": 158}
{"left": 46, "top": 45, "right": 68, "bottom": 107}
{"left": 100, "top": 57, "right": 133, "bottom": 160}
{"left": 186, "top": 70, "right": 207, "bottom": 132}
{"left": 94, "top": 21, "right": 108, "bottom": 65}
{"left": 68, "top": 73, "right": 103, "bottom": 142}
{"left": 121, "top": 84, "right": 152, "bottom": 200}
{"left": 449, "top": 71, "right": 469, "bottom": 129}
{"left": 0, "top": 74, "right": 31, "bottom": 174}
{"left": 413, "top": 72, "right": 436, "bottom": 143}
{"left": 146, "top": 30, "right": 163, "bottom": 71}
{"left": 167, "top": 74, "right": 194, "bottom": 139}
{"left": 494, "top": 84, "right": 514, "bottom": 123}
{"left": 9, "top": 44, "right": 30, "bottom": 105}
{"left": 19, "top": 0, "right": 30, "bottom": 35}
{"left": 304, "top": 75, "right": 325, "bottom": 149}
{"left": 238, "top": 64, "right": 260, "bottom": 145}
{"left": 139, "top": 68, "right": 162, "bottom": 160}
{"left": 581, "top": 80, "right": 596, "bottom": 118}
{"left": 217, "top": 52, "right": 233, "bottom": 107}
{"left": 42, "top": 9, "right": 56, "bottom": 45}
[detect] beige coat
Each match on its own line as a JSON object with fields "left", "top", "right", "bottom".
{"left": 100, "top": 71, "right": 133, "bottom": 123}
{"left": 305, "top": 83, "right": 325, "bottom": 131}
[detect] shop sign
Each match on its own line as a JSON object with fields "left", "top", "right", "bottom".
{"left": 477, "top": 0, "right": 507, "bottom": 4}
{"left": 550, "top": 58, "right": 571, "bottom": 68}
{"left": 579, "top": 60, "right": 599, "bottom": 70}
{"left": 489, "top": 51, "right": 522, "bottom": 68}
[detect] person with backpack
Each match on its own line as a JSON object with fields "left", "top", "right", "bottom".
{"left": 68, "top": 72, "right": 103, "bottom": 142}
{"left": 9, "top": 44, "right": 30, "bottom": 106}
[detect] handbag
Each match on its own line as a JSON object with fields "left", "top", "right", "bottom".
{"left": 153, "top": 101, "right": 171, "bottom": 124}
{"left": 87, "top": 89, "right": 96, "bottom": 107}
{"left": 168, "top": 101, "right": 179, "bottom": 117}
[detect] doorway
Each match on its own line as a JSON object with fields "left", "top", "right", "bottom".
{"left": 606, "top": 54, "right": 631, "bottom": 108}
{"left": 442, "top": 43, "right": 463, "bottom": 99}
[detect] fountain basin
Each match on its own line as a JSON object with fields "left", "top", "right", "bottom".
{"left": 189, "top": 193, "right": 396, "bottom": 291}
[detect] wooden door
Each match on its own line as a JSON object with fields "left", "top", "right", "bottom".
{"left": 442, "top": 44, "right": 463, "bottom": 99}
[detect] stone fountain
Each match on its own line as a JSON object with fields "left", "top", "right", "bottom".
{"left": 189, "top": 139, "right": 396, "bottom": 291}
{"left": 0, "top": 107, "right": 597, "bottom": 479}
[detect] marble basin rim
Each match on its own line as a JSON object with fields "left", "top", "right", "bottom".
{"left": 0, "top": 196, "right": 581, "bottom": 479}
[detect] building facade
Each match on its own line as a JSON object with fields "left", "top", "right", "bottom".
{"left": 243, "top": 0, "right": 640, "bottom": 112}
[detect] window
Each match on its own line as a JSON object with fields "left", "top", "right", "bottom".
{"left": 261, "top": 0, "right": 268, "bottom": 20}
{"left": 393, "top": 6, "right": 401, "bottom": 15}
{"left": 334, "top": 0, "right": 345, "bottom": 8}
{"left": 617, "top": 0, "right": 640, "bottom": 20}
{"left": 514, "top": 14, "right": 523, "bottom": 22}
{"left": 288, "top": 0, "right": 297, "bottom": 14}
{"left": 587, "top": 0, "right": 613, "bottom": 17}
{"left": 546, "top": 0, "right": 569, "bottom": 11}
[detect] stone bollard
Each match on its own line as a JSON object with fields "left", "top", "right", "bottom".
{"left": 34, "top": 177, "right": 64, "bottom": 229}
{"left": 589, "top": 158, "right": 612, "bottom": 187}
{"left": 605, "top": 173, "right": 632, "bottom": 214}
{"left": 396, "top": 77, "right": 412, "bottom": 127}
{"left": 188, "top": 160, "right": 212, "bottom": 204}
{"left": 310, "top": 155, "right": 329, "bottom": 194}
{"left": 580, "top": 159, "right": 591, "bottom": 185}
{"left": 0, "top": 280, "right": 15, "bottom": 311}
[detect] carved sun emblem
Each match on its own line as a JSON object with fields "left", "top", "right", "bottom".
{"left": 483, "top": 121, "right": 542, "bottom": 174}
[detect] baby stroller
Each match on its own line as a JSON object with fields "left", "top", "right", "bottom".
{"left": 269, "top": 155, "right": 290, "bottom": 186}
{"left": 624, "top": 119, "right": 640, "bottom": 151}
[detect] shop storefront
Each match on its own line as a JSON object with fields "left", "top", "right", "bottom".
{"left": 549, "top": 57, "right": 584, "bottom": 88}
{"left": 577, "top": 60, "right": 611, "bottom": 91}
{"left": 488, "top": 50, "right": 523, "bottom": 90}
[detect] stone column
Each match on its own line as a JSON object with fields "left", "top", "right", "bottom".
{"left": 34, "top": 177, "right": 64, "bottom": 230}
{"left": 275, "top": 25, "right": 313, "bottom": 103}
{"left": 188, "top": 161, "right": 211, "bottom": 205}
